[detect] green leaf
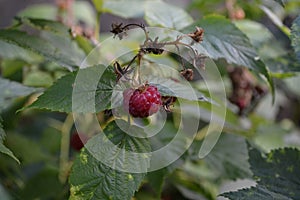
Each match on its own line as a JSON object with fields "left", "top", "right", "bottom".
{"left": 222, "top": 186, "right": 291, "bottom": 200}
{"left": 147, "top": 76, "right": 208, "bottom": 102}
{"left": 250, "top": 147, "right": 300, "bottom": 197}
{"left": 234, "top": 20, "right": 274, "bottom": 51}
{"left": 146, "top": 168, "right": 168, "bottom": 198}
{"left": 145, "top": 1, "right": 193, "bottom": 30}
{"left": 73, "top": 1, "right": 97, "bottom": 28}
{"left": 75, "top": 35, "right": 95, "bottom": 55}
{"left": 69, "top": 120, "right": 150, "bottom": 200}
{"left": 0, "top": 29, "right": 82, "bottom": 71}
{"left": 266, "top": 54, "right": 300, "bottom": 74}
{"left": 15, "top": 17, "right": 70, "bottom": 36}
{"left": 27, "top": 71, "right": 74, "bottom": 113}
{"left": 103, "top": 0, "right": 193, "bottom": 28}
{"left": 0, "top": 77, "right": 38, "bottom": 110}
{"left": 17, "top": 4, "right": 57, "bottom": 20}
{"left": 147, "top": 121, "right": 184, "bottom": 199}
{"left": 185, "top": 16, "right": 267, "bottom": 72}
{"left": 170, "top": 169, "right": 216, "bottom": 200}
{"left": 0, "top": 144, "right": 20, "bottom": 164}
{"left": 0, "top": 41, "right": 43, "bottom": 63}
{"left": 102, "top": 0, "right": 146, "bottom": 18}
{"left": 5, "top": 17, "right": 86, "bottom": 70}
{"left": 182, "top": 16, "right": 273, "bottom": 88}
{"left": 28, "top": 65, "right": 116, "bottom": 113}
{"left": 18, "top": 2, "right": 96, "bottom": 28}
{"left": 253, "top": 123, "right": 290, "bottom": 152}
{"left": 235, "top": 20, "right": 300, "bottom": 74}
{"left": 221, "top": 146, "right": 300, "bottom": 199}
{"left": 5, "top": 132, "right": 48, "bottom": 165}
{"left": 205, "top": 134, "right": 252, "bottom": 180}
{"left": 291, "top": 16, "right": 300, "bottom": 62}
{"left": 1, "top": 60, "right": 26, "bottom": 79}
{"left": 0, "top": 117, "right": 20, "bottom": 163}
{"left": 20, "top": 18, "right": 88, "bottom": 69}
{"left": 148, "top": 121, "right": 189, "bottom": 171}
{"left": 19, "top": 168, "right": 64, "bottom": 200}
{"left": 23, "top": 71, "right": 53, "bottom": 87}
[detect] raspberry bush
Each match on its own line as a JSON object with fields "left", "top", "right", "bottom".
{"left": 0, "top": 0, "right": 300, "bottom": 200}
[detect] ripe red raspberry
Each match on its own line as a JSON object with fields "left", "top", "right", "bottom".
{"left": 70, "top": 132, "right": 89, "bottom": 151}
{"left": 123, "top": 84, "right": 162, "bottom": 118}
{"left": 237, "top": 99, "right": 247, "bottom": 110}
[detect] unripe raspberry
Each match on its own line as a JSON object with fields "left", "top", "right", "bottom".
{"left": 123, "top": 85, "right": 162, "bottom": 118}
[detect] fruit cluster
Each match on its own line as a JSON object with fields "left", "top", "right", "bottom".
{"left": 111, "top": 23, "right": 205, "bottom": 118}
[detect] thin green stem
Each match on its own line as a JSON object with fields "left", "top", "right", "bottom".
{"left": 59, "top": 114, "right": 74, "bottom": 183}
{"left": 95, "top": 11, "right": 101, "bottom": 41}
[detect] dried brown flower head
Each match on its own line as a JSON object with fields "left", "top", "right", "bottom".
{"left": 161, "top": 96, "right": 177, "bottom": 112}
{"left": 187, "top": 27, "right": 204, "bottom": 43}
{"left": 110, "top": 23, "right": 128, "bottom": 39}
{"left": 180, "top": 69, "right": 194, "bottom": 81}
